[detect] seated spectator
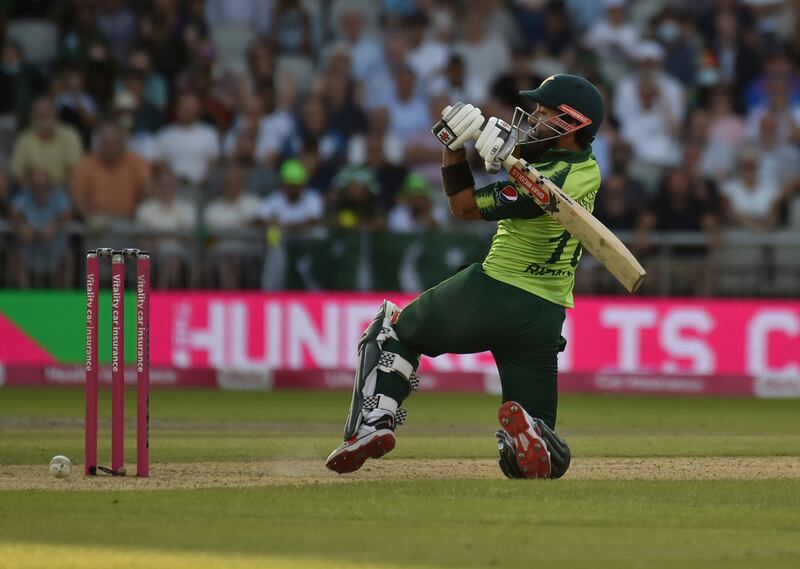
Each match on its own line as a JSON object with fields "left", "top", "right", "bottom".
{"left": 387, "top": 174, "right": 447, "bottom": 232}
{"left": 283, "top": 96, "right": 346, "bottom": 167}
{"left": 745, "top": 75, "right": 800, "bottom": 145}
{"left": 454, "top": 12, "right": 510, "bottom": 88}
{"left": 758, "top": 113, "right": 800, "bottom": 191}
{"left": 117, "top": 70, "right": 165, "bottom": 134}
{"left": 636, "top": 168, "right": 719, "bottom": 294}
{"left": 720, "top": 148, "right": 781, "bottom": 231}
{"left": 387, "top": 66, "right": 431, "bottom": 148}
{"left": 593, "top": 172, "right": 644, "bottom": 232}
{"left": 0, "top": 40, "right": 44, "bottom": 127}
{"left": 704, "top": 10, "right": 761, "bottom": 108}
{"left": 10, "top": 168, "right": 71, "bottom": 288}
{"left": 338, "top": 3, "right": 383, "bottom": 82}
{"left": 619, "top": 76, "right": 682, "bottom": 170}
{"left": 260, "top": 159, "right": 324, "bottom": 232}
{"left": 583, "top": 0, "right": 640, "bottom": 66}
{"left": 322, "top": 69, "right": 367, "bottom": 140}
{"left": 653, "top": 8, "right": 699, "bottom": 86}
{"left": 224, "top": 87, "right": 294, "bottom": 168}
{"left": 615, "top": 40, "right": 686, "bottom": 143}
{"left": 637, "top": 168, "right": 719, "bottom": 251}
{"left": 203, "top": 164, "right": 263, "bottom": 289}
{"left": 329, "top": 165, "right": 384, "bottom": 231}
{"left": 126, "top": 47, "right": 169, "bottom": 112}
{"left": 404, "top": 11, "right": 449, "bottom": 83}
{"left": 155, "top": 92, "right": 220, "bottom": 186}
{"left": 10, "top": 97, "right": 83, "bottom": 186}
{"left": 72, "top": 121, "right": 151, "bottom": 226}
{"left": 135, "top": 164, "right": 197, "bottom": 288}
{"left": 363, "top": 33, "right": 409, "bottom": 109}
{"left": 52, "top": 64, "right": 97, "bottom": 148}
{"left": 365, "top": 132, "right": 408, "bottom": 209}
{"left": 348, "top": 107, "right": 404, "bottom": 167}
{"left": 269, "top": 0, "right": 313, "bottom": 57}
{"left": 488, "top": 48, "right": 537, "bottom": 113}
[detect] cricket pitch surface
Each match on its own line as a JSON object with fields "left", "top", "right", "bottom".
{"left": 2, "top": 389, "right": 800, "bottom": 569}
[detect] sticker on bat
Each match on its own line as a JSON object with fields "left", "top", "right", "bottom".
{"left": 509, "top": 165, "right": 550, "bottom": 205}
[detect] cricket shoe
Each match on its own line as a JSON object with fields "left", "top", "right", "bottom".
{"left": 325, "top": 412, "right": 396, "bottom": 474}
{"left": 496, "top": 401, "right": 552, "bottom": 479}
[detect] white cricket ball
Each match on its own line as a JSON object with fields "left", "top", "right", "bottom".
{"left": 49, "top": 455, "right": 72, "bottom": 479}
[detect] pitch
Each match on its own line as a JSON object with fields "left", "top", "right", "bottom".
{"left": 2, "top": 390, "right": 800, "bottom": 568}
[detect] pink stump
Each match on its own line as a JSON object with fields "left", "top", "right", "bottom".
{"left": 85, "top": 252, "right": 99, "bottom": 475}
{"left": 111, "top": 251, "right": 125, "bottom": 474}
{"left": 136, "top": 254, "right": 150, "bottom": 477}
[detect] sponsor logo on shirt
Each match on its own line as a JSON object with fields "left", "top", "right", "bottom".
{"left": 498, "top": 185, "right": 518, "bottom": 204}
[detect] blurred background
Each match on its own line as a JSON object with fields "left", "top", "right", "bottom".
{"left": 0, "top": 0, "right": 798, "bottom": 296}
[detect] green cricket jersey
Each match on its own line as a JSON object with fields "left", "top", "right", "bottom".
{"left": 475, "top": 146, "right": 601, "bottom": 308}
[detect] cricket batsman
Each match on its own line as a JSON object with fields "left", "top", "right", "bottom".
{"left": 326, "top": 74, "right": 604, "bottom": 479}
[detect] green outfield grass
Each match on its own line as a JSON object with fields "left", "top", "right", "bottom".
{"left": 2, "top": 388, "right": 800, "bottom": 569}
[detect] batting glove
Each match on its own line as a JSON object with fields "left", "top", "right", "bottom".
{"left": 431, "top": 102, "right": 484, "bottom": 150}
{"left": 475, "top": 117, "right": 517, "bottom": 173}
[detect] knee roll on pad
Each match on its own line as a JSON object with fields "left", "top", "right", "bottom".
{"left": 342, "top": 300, "right": 420, "bottom": 440}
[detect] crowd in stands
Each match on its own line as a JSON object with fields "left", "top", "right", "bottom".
{"left": 0, "top": 0, "right": 799, "bottom": 291}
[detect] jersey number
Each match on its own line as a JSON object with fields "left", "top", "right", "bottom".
{"left": 547, "top": 231, "right": 582, "bottom": 267}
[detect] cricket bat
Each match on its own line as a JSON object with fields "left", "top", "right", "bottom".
{"left": 499, "top": 154, "right": 646, "bottom": 293}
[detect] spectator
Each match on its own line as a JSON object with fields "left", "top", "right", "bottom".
{"left": 329, "top": 165, "right": 384, "bottom": 231}
{"left": 135, "top": 163, "right": 196, "bottom": 287}
{"left": 338, "top": 3, "right": 383, "bottom": 81}
{"left": 260, "top": 159, "right": 324, "bottom": 231}
{"left": 348, "top": 107, "right": 404, "bottom": 167}
{"left": 268, "top": 0, "right": 313, "bottom": 57}
{"left": 0, "top": 40, "right": 43, "bottom": 127}
{"left": 363, "top": 33, "right": 409, "bottom": 109}
{"left": 72, "top": 121, "right": 151, "bottom": 224}
{"left": 116, "top": 70, "right": 165, "bottom": 134}
{"left": 387, "top": 173, "right": 447, "bottom": 232}
{"left": 758, "top": 113, "right": 800, "bottom": 191}
{"left": 618, "top": 76, "right": 683, "bottom": 171}
{"left": 387, "top": 66, "right": 431, "bottom": 148}
{"left": 745, "top": 74, "right": 800, "bottom": 144}
{"left": 283, "top": 96, "right": 345, "bottom": 169}
{"left": 95, "top": 0, "right": 137, "bottom": 63}
{"left": 489, "top": 48, "right": 539, "bottom": 113}
{"left": 155, "top": 92, "right": 220, "bottom": 185}
{"left": 744, "top": 51, "right": 800, "bottom": 110}
{"left": 704, "top": 9, "right": 762, "bottom": 109}
{"left": 614, "top": 41, "right": 687, "bottom": 133}
{"left": 52, "top": 64, "right": 98, "bottom": 148}
{"left": 321, "top": 65, "right": 367, "bottom": 139}
{"left": 206, "top": 0, "right": 273, "bottom": 36}
{"left": 225, "top": 87, "right": 294, "bottom": 168}
{"left": 404, "top": 11, "right": 449, "bottom": 82}
{"left": 403, "top": 94, "right": 450, "bottom": 188}
{"left": 125, "top": 47, "right": 169, "bottom": 112}
{"left": 10, "top": 97, "right": 83, "bottom": 186}
{"left": 10, "top": 168, "right": 71, "bottom": 288}
{"left": 365, "top": 131, "right": 409, "bottom": 209}
{"left": 222, "top": 128, "right": 277, "bottom": 196}
{"left": 636, "top": 168, "right": 719, "bottom": 294}
{"left": 653, "top": 9, "right": 699, "bottom": 86}
{"left": 593, "top": 172, "right": 645, "bottom": 232}
{"left": 454, "top": 12, "right": 510, "bottom": 88}
{"left": 720, "top": 147, "right": 781, "bottom": 231}
{"left": 430, "top": 52, "right": 487, "bottom": 105}
{"left": 583, "top": 0, "right": 640, "bottom": 64}
{"left": 203, "top": 163, "right": 263, "bottom": 289}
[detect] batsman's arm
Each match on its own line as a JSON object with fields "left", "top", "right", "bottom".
{"left": 441, "top": 147, "right": 482, "bottom": 220}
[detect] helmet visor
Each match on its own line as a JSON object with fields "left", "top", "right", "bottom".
{"left": 511, "top": 103, "right": 593, "bottom": 146}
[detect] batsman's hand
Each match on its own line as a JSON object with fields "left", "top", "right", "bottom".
{"left": 475, "top": 117, "right": 517, "bottom": 174}
{"left": 431, "top": 102, "right": 484, "bottom": 150}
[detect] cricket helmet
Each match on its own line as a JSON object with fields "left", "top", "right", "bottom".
{"left": 513, "top": 74, "right": 605, "bottom": 146}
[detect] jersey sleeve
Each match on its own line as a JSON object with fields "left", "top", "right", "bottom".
{"left": 474, "top": 180, "right": 545, "bottom": 221}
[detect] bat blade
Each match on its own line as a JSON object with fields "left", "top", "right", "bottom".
{"left": 504, "top": 156, "right": 646, "bottom": 293}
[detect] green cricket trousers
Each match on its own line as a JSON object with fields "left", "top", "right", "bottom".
{"left": 377, "top": 263, "right": 567, "bottom": 429}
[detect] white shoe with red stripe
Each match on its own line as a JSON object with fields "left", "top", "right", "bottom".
{"left": 497, "top": 401, "right": 552, "bottom": 478}
{"left": 325, "top": 412, "right": 396, "bottom": 474}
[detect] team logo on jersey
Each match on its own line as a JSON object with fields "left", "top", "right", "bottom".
{"left": 499, "top": 185, "right": 518, "bottom": 204}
